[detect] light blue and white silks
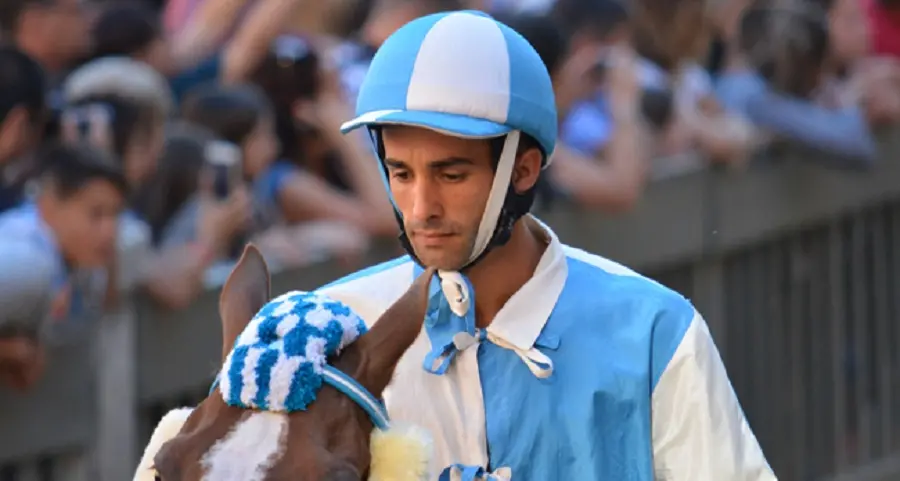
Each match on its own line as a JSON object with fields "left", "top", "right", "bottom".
{"left": 331, "top": 8, "right": 776, "bottom": 480}
{"left": 319, "top": 217, "right": 778, "bottom": 480}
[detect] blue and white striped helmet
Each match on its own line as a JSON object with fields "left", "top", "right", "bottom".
{"left": 340, "top": 10, "right": 557, "bottom": 269}
{"left": 340, "top": 10, "right": 557, "bottom": 158}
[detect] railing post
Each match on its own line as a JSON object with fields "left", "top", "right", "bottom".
{"left": 690, "top": 259, "right": 726, "bottom": 354}
{"left": 92, "top": 297, "right": 138, "bottom": 481}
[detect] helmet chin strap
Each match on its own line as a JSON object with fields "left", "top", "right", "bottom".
{"left": 438, "top": 130, "right": 521, "bottom": 317}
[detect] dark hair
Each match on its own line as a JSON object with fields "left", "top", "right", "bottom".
{"left": 738, "top": 0, "right": 830, "bottom": 97}
{"left": 37, "top": 142, "right": 128, "bottom": 199}
{"left": 252, "top": 36, "right": 320, "bottom": 105}
{"left": 421, "top": 0, "right": 464, "bottom": 12}
{"left": 133, "top": 122, "right": 214, "bottom": 244}
{"left": 496, "top": 12, "right": 569, "bottom": 76}
{"left": 367, "top": 0, "right": 464, "bottom": 23}
{"left": 803, "top": 0, "right": 837, "bottom": 12}
{"left": 0, "top": 45, "right": 46, "bottom": 126}
{"left": 91, "top": 1, "right": 161, "bottom": 59}
{"left": 331, "top": 0, "right": 374, "bottom": 37}
{"left": 373, "top": 0, "right": 464, "bottom": 12}
{"left": 182, "top": 84, "right": 273, "bottom": 146}
{"left": 250, "top": 36, "right": 322, "bottom": 164}
{"left": 551, "top": 0, "right": 630, "bottom": 41}
{"left": 632, "top": 0, "right": 708, "bottom": 71}
{"left": 0, "top": 0, "right": 29, "bottom": 34}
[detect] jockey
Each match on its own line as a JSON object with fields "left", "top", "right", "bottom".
{"left": 320, "top": 9, "right": 777, "bottom": 481}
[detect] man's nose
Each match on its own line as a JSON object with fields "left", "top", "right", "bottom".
{"left": 409, "top": 178, "right": 442, "bottom": 223}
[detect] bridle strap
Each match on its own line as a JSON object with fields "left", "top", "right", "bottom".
{"left": 322, "top": 366, "right": 390, "bottom": 430}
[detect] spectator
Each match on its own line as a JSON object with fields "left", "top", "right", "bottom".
{"left": 0, "top": 45, "right": 46, "bottom": 167}
{"left": 0, "top": 0, "right": 93, "bottom": 81}
{"left": 90, "top": 0, "right": 311, "bottom": 103}
{"left": 0, "top": 143, "right": 126, "bottom": 346}
{"left": 807, "top": 0, "right": 900, "bottom": 126}
{"left": 500, "top": 8, "right": 650, "bottom": 211}
{"left": 61, "top": 57, "right": 171, "bottom": 294}
{"left": 62, "top": 56, "right": 173, "bottom": 190}
{"left": 0, "top": 241, "right": 57, "bottom": 391}
{"left": 165, "top": 0, "right": 316, "bottom": 97}
{"left": 181, "top": 84, "right": 278, "bottom": 224}
{"left": 631, "top": 0, "right": 757, "bottom": 162}
{"left": 716, "top": 0, "right": 879, "bottom": 164}
{"left": 91, "top": 1, "right": 175, "bottom": 75}
{"left": 0, "top": 46, "right": 47, "bottom": 212}
{"left": 60, "top": 56, "right": 252, "bottom": 307}
{"left": 131, "top": 122, "right": 255, "bottom": 309}
{"left": 137, "top": 121, "right": 367, "bottom": 286}
{"left": 810, "top": 0, "right": 870, "bottom": 68}
{"left": 248, "top": 36, "right": 397, "bottom": 234}
{"left": 134, "top": 122, "right": 215, "bottom": 248}
{"left": 183, "top": 83, "right": 394, "bottom": 237}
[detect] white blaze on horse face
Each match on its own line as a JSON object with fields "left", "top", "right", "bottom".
{"left": 200, "top": 412, "right": 288, "bottom": 481}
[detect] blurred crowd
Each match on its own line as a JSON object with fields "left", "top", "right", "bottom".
{"left": 0, "top": 0, "right": 897, "bottom": 390}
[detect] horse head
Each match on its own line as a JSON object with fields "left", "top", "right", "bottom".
{"left": 137, "top": 245, "right": 434, "bottom": 481}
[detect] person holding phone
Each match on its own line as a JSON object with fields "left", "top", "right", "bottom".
{"left": 499, "top": 4, "right": 650, "bottom": 212}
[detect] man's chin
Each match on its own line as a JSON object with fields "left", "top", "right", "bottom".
{"left": 411, "top": 250, "right": 468, "bottom": 272}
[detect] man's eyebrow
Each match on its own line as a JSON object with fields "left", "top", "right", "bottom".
{"left": 383, "top": 157, "right": 475, "bottom": 169}
{"left": 383, "top": 158, "right": 407, "bottom": 169}
{"left": 430, "top": 157, "right": 475, "bottom": 169}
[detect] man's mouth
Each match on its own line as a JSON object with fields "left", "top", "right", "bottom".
{"left": 413, "top": 231, "right": 455, "bottom": 246}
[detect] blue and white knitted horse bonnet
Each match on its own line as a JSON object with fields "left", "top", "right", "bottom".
{"left": 214, "top": 290, "right": 390, "bottom": 425}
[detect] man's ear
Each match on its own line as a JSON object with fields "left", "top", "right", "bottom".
{"left": 512, "top": 147, "right": 542, "bottom": 193}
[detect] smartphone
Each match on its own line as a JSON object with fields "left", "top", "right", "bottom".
{"left": 640, "top": 87, "right": 674, "bottom": 130}
{"left": 204, "top": 140, "right": 242, "bottom": 200}
{"left": 588, "top": 58, "right": 608, "bottom": 82}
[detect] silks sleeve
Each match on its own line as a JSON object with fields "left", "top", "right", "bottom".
{"left": 651, "top": 308, "right": 778, "bottom": 480}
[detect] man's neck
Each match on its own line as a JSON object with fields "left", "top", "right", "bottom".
{"left": 464, "top": 217, "right": 548, "bottom": 328}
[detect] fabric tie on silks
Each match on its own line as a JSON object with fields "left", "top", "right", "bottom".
{"left": 418, "top": 268, "right": 551, "bottom": 481}
{"left": 209, "top": 290, "right": 432, "bottom": 481}
{"left": 418, "top": 267, "right": 553, "bottom": 379}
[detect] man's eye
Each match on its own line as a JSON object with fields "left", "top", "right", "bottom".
{"left": 442, "top": 173, "right": 466, "bottom": 182}
{"left": 390, "top": 171, "right": 410, "bottom": 180}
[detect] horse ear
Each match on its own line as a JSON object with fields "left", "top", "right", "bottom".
{"left": 219, "top": 244, "right": 271, "bottom": 360}
{"left": 353, "top": 267, "right": 434, "bottom": 394}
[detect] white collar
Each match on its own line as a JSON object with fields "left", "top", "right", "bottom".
{"left": 484, "top": 215, "right": 567, "bottom": 351}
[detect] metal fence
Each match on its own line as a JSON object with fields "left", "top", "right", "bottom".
{"left": 3, "top": 137, "right": 900, "bottom": 481}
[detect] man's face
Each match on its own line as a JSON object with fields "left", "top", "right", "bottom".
{"left": 382, "top": 126, "right": 495, "bottom": 271}
{"left": 829, "top": 0, "right": 870, "bottom": 65}
{"left": 28, "top": 0, "right": 93, "bottom": 65}
{"left": 47, "top": 179, "right": 123, "bottom": 268}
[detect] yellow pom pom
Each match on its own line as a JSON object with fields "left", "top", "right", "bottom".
{"left": 369, "top": 422, "right": 433, "bottom": 481}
